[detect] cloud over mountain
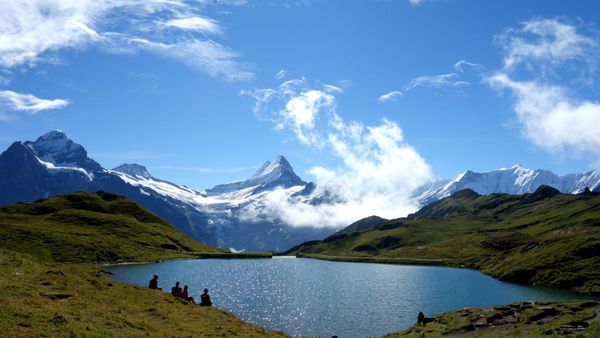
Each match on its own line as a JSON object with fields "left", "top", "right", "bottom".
{"left": 243, "top": 77, "right": 434, "bottom": 227}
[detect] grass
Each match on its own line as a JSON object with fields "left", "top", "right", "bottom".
{"left": 0, "top": 191, "right": 284, "bottom": 337}
{"left": 386, "top": 300, "right": 600, "bottom": 337}
{"left": 285, "top": 186, "right": 600, "bottom": 295}
{"left": 0, "top": 191, "right": 271, "bottom": 263}
{"left": 0, "top": 249, "right": 286, "bottom": 337}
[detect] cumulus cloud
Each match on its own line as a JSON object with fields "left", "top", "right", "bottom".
{"left": 0, "top": 0, "right": 251, "bottom": 81}
{"left": 488, "top": 18, "right": 600, "bottom": 161}
{"left": 0, "top": 90, "right": 70, "bottom": 113}
{"left": 378, "top": 90, "right": 402, "bottom": 102}
{"left": 242, "top": 78, "right": 434, "bottom": 228}
{"left": 487, "top": 74, "right": 600, "bottom": 156}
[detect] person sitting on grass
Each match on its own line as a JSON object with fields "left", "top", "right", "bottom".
{"left": 200, "top": 288, "right": 212, "bottom": 307}
{"left": 179, "top": 285, "right": 195, "bottom": 304}
{"left": 171, "top": 281, "right": 182, "bottom": 297}
{"left": 148, "top": 274, "right": 162, "bottom": 290}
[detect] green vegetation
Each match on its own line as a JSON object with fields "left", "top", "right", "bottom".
{"left": 286, "top": 186, "right": 600, "bottom": 294}
{"left": 0, "top": 192, "right": 284, "bottom": 337}
{"left": 0, "top": 249, "right": 286, "bottom": 337}
{"left": 386, "top": 300, "right": 600, "bottom": 337}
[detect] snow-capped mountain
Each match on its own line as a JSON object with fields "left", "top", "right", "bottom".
{"left": 0, "top": 131, "right": 332, "bottom": 252}
{"left": 413, "top": 164, "right": 600, "bottom": 205}
{"left": 2, "top": 131, "right": 600, "bottom": 252}
{"left": 206, "top": 155, "right": 306, "bottom": 196}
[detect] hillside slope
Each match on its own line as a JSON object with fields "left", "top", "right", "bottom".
{"left": 0, "top": 192, "right": 284, "bottom": 337}
{"left": 286, "top": 186, "right": 600, "bottom": 294}
{"left": 0, "top": 191, "right": 219, "bottom": 263}
{"left": 0, "top": 249, "right": 286, "bottom": 337}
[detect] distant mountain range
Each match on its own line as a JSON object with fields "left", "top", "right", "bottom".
{"left": 413, "top": 164, "right": 600, "bottom": 205}
{"left": 0, "top": 130, "right": 331, "bottom": 252}
{"left": 1, "top": 130, "right": 599, "bottom": 252}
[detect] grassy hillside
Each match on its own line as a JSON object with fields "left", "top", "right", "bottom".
{"left": 0, "top": 191, "right": 222, "bottom": 263}
{"left": 286, "top": 186, "right": 600, "bottom": 294}
{"left": 0, "top": 192, "right": 283, "bottom": 337}
{"left": 0, "top": 249, "right": 286, "bottom": 337}
{"left": 386, "top": 300, "right": 600, "bottom": 337}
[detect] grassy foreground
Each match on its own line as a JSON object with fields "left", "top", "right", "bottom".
{"left": 0, "top": 192, "right": 284, "bottom": 337}
{"left": 386, "top": 300, "right": 600, "bottom": 337}
{"left": 285, "top": 186, "right": 600, "bottom": 295}
{"left": 0, "top": 249, "right": 286, "bottom": 337}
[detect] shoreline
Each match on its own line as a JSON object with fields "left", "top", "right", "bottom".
{"left": 297, "top": 253, "right": 598, "bottom": 296}
{"left": 100, "top": 251, "right": 273, "bottom": 267}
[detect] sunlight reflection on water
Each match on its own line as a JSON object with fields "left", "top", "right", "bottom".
{"left": 109, "top": 257, "right": 592, "bottom": 338}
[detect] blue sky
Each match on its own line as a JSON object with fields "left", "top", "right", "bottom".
{"left": 1, "top": 0, "right": 600, "bottom": 190}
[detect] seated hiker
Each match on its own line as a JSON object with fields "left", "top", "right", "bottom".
{"left": 148, "top": 274, "right": 162, "bottom": 290}
{"left": 171, "top": 281, "right": 182, "bottom": 297}
{"left": 200, "top": 288, "right": 212, "bottom": 307}
{"left": 179, "top": 285, "right": 195, "bottom": 304}
{"left": 417, "top": 311, "right": 434, "bottom": 325}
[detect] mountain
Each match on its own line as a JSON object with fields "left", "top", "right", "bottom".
{"left": 206, "top": 155, "right": 306, "bottom": 195}
{"left": 286, "top": 186, "right": 600, "bottom": 294}
{"left": 334, "top": 215, "right": 388, "bottom": 235}
{"left": 3, "top": 130, "right": 600, "bottom": 253}
{"left": 0, "top": 191, "right": 218, "bottom": 263}
{"left": 413, "top": 164, "right": 600, "bottom": 206}
{"left": 0, "top": 131, "right": 332, "bottom": 252}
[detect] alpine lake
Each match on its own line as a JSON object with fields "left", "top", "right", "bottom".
{"left": 108, "top": 257, "right": 594, "bottom": 338}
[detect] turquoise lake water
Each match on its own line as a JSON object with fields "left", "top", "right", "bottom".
{"left": 108, "top": 257, "right": 593, "bottom": 337}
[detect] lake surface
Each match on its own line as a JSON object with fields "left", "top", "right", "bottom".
{"left": 109, "top": 257, "right": 593, "bottom": 337}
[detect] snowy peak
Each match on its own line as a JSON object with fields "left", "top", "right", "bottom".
{"left": 206, "top": 155, "right": 306, "bottom": 196}
{"left": 414, "top": 164, "right": 600, "bottom": 206}
{"left": 251, "top": 155, "right": 303, "bottom": 184}
{"left": 112, "top": 163, "right": 153, "bottom": 179}
{"left": 252, "top": 155, "right": 293, "bottom": 178}
{"left": 25, "top": 130, "right": 102, "bottom": 172}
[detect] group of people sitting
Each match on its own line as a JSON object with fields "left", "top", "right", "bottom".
{"left": 148, "top": 274, "right": 212, "bottom": 307}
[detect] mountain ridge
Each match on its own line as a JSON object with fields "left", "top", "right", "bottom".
{"left": 0, "top": 132, "right": 331, "bottom": 252}
{"left": 285, "top": 186, "right": 600, "bottom": 295}
{"left": 2, "top": 130, "right": 600, "bottom": 252}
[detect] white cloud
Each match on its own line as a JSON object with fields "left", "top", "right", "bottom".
{"left": 0, "top": 90, "right": 70, "bottom": 113}
{"left": 165, "top": 16, "right": 222, "bottom": 34}
{"left": 322, "top": 84, "right": 343, "bottom": 94}
{"left": 0, "top": 0, "right": 251, "bottom": 81}
{"left": 242, "top": 78, "right": 434, "bottom": 228}
{"left": 275, "top": 69, "right": 288, "bottom": 80}
{"left": 488, "top": 18, "right": 600, "bottom": 161}
{"left": 408, "top": 0, "right": 423, "bottom": 6}
{"left": 497, "top": 18, "right": 597, "bottom": 70}
{"left": 488, "top": 73, "right": 600, "bottom": 158}
{"left": 126, "top": 38, "right": 253, "bottom": 82}
{"left": 407, "top": 73, "right": 463, "bottom": 90}
{"left": 378, "top": 90, "right": 402, "bottom": 102}
{"left": 453, "top": 59, "right": 484, "bottom": 72}
{"left": 280, "top": 89, "right": 335, "bottom": 145}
